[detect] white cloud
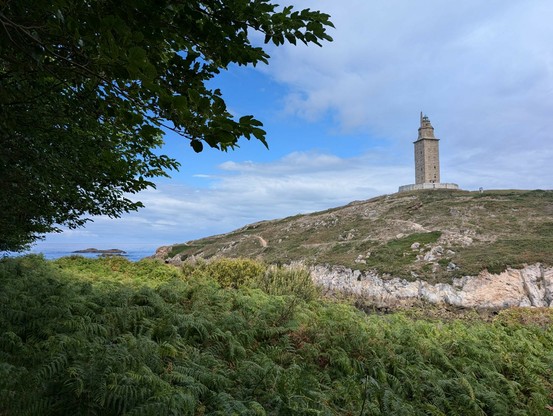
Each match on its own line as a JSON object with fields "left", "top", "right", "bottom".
{"left": 165, "top": 151, "right": 408, "bottom": 230}
{"left": 219, "top": 152, "right": 351, "bottom": 174}
{"left": 51, "top": 229, "right": 99, "bottom": 239}
{"left": 38, "top": 151, "right": 409, "bottom": 247}
{"left": 264, "top": 0, "right": 553, "bottom": 170}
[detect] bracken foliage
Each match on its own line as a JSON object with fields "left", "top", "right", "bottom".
{"left": 1, "top": 256, "right": 552, "bottom": 415}
{"left": 186, "top": 257, "right": 266, "bottom": 288}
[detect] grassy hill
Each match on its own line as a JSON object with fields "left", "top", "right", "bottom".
{"left": 161, "top": 189, "right": 553, "bottom": 283}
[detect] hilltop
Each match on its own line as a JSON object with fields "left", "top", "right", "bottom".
{"left": 156, "top": 189, "right": 553, "bottom": 281}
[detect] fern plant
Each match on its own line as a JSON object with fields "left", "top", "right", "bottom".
{"left": 1, "top": 255, "right": 553, "bottom": 415}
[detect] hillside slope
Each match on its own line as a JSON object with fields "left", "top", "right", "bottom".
{"left": 157, "top": 189, "right": 553, "bottom": 284}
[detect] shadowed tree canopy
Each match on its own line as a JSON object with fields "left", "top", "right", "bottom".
{"left": 0, "top": 0, "right": 333, "bottom": 251}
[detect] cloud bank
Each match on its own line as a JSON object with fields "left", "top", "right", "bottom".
{"left": 265, "top": 0, "right": 553, "bottom": 180}
{"left": 33, "top": 150, "right": 408, "bottom": 250}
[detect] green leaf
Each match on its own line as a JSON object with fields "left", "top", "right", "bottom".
{"left": 190, "top": 140, "right": 203, "bottom": 153}
{"left": 285, "top": 33, "right": 297, "bottom": 45}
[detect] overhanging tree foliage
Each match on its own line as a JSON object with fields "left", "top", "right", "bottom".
{"left": 0, "top": 0, "right": 333, "bottom": 251}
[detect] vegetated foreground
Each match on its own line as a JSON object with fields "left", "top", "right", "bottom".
{"left": 1, "top": 255, "right": 552, "bottom": 415}
{"left": 160, "top": 189, "right": 553, "bottom": 283}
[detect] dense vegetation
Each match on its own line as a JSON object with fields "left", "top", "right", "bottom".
{"left": 0, "top": 1, "right": 333, "bottom": 251}
{"left": 164, "top": 189, "right": 553, "bottom": 282}
{"left": 1, "top": 255, "right": 553, "bottom": 415}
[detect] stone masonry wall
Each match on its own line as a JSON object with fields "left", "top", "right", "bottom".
{"left": 415, "top": 138, "right": 440, "bottom": 184}
{"left": 398, "top": 182, "right": 459, "bottom": 192}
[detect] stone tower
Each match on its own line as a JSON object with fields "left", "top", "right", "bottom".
{"left": 398, "top": 113, "right": 459, "bottom": 193}
{"left": 414, "top": 112, "right": 440, "bottom": 184}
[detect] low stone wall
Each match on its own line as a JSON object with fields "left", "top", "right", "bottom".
{"left": 398, "top": 182, "right": 459, "bottom": 193}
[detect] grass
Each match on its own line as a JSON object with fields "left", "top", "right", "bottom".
{"left": 451, "top": 238, "right": 553, "bottom": 276}
{"left": 363, "top": 231, "right": 442, "bottom": 276}
{"left": 168, "top": 238, "right": 220, "bottom": 258}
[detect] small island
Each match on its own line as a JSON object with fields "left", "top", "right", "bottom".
{"left": 72, "top": 248, "right": 127, "bottom": 255}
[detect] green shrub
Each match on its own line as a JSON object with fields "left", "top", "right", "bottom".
{"left": 53, "top": 255, "right": 182, "bottom": 287}
{"left": 253, "top": 264, "right": 320, "bottom": 301}
{"left": 189, "top": 257, "right": 266, "bottom": 288}
{"left": 185, "top": 258, "right": 319, "bottom": 301}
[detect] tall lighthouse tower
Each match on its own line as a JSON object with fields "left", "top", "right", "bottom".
{"left": 398, "top": 113, "right": 459, "bottom": 192}
{"left": 414, "top": 112, "right": 440, "bottom": 184}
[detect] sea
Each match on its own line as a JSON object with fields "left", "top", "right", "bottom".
{"left": 2, "top": 246, "right": 159, "bottom": 262}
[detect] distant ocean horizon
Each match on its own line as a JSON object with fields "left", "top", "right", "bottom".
{"left": 34, "top": 249, "right": 156, "bottom": 262}
{"left": 3, "top": 244, "right": 162, "bottom": 262}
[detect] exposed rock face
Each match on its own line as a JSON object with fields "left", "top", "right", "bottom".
{"left": 310, "top": 264, "right": 553, "bottom": 309}
{"left": 152, "top": 245, "right": 172, "bottom": 260}
{"left": 151, "top": 245, "right": 185, "bottom": 266}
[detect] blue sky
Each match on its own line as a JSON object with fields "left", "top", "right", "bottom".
{"left": 32, "top": 0, "right": 553, "bottom": 254}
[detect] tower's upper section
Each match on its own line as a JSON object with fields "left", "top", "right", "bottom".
{"left": 417, "top": 112, "right": 438, "bottom": 141}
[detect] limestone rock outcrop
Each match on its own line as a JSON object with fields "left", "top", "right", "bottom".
{"left": 310, "top": 264, "right": 553, "bottom": 309}
{"left": 151, "top": 245, "right": 185, "bottom": 266}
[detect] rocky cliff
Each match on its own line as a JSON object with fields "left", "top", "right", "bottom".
{"left": 311, "top": 263, "right": 553, "bottom": 309}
